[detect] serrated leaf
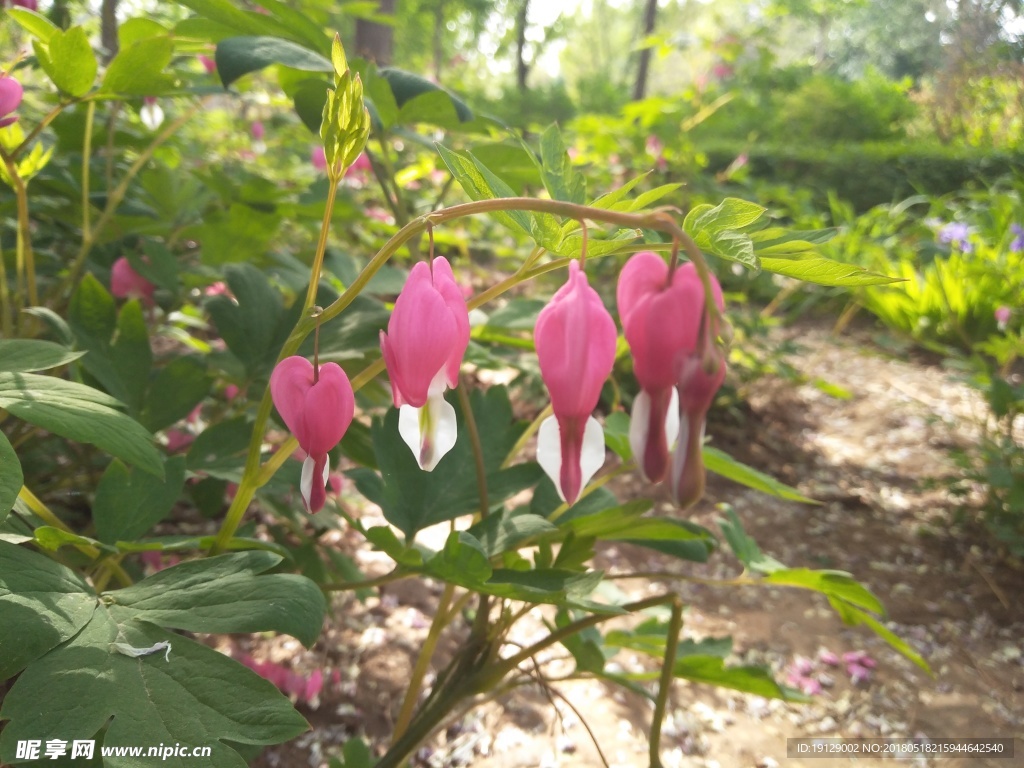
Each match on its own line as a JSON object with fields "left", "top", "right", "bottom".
{"left": 703, "top": 446, "right": 817, "bottom": 503}
{"left": 0, "top": 613, "right": 308, "bottom": 766}
{"left": 0, "top": 541, "right": 95, "bottom": 681}
{"left": 0, "top": 431, "right": 21, "bottom": 523}
{"left": 94, "top": 457, "right": 186, "bottom": 544}
{"left": 539, "top": 124, "right": 585, "bottom": 204}
{"left": 101, "top": 36, "right": 176, "bottom": 95}
{"left": 0, "top": 372, "right": 164, "bottom": 478}
{"left": 0, "top": 339, "right": 85, "bottom": 373}
{"left": 214, "top": 35, "right": 331, "bottom": 88}
{"left": 108, "top": 551, "right": 326, "bottom": 647}
{"left": 34, "top": 26, "right": 97, "bottom": 97}
{"left": 436, "top": 144, "right": 533, "bottom": 239}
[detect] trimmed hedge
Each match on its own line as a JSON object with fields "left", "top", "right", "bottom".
{"left": 701, "top": 141, "right": 1024, "bottom": 211}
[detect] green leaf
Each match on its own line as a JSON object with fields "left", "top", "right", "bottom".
{"left": 0, "top": 431, "right": 21, "bottom": 523}
{"left": 0, "top": 372, "right": 164, "bottom": 478}
{"left": 350, "top": 387, "right": 542, "bottom": 540}
{"left": 563, "top": 502, "right": 716, "bottom": 562}
{"left": 176, "top": 0, "right": 304, "bottom": 42}
{"left": 356, "top": 63, "right": 399, "bottom": 131}
{"left": 828, "top": 598, "right": 931, "bottom": 674}
{"left": 717, "top": 506, "right": 786, "bottom": 574}
{"left": 436, "top": 144, "right": 533, "bottom": 239}
{"left": 293, "top": 78, "right": 332, "bottom": 133}
{"left": 363, "top": 526, "right": 423, "bottom": 567}
{"left": 555, "top": 608, "right": 605, "bottom": 673}
{"left": 189, "top": 201, "right": 282, "bottom": 266}
{"left": 33, "top": 526, "right": 112, "bottom": 553}
{"left": 672, "top": 656, "right": 801, "bottom": 700}
{"left": 119, "top": 17, "right": 170, "bottom": 47}
{"left": 539, "top": 124, "right": 585, "bottom": 204}
{"left": 483, "top": 568, "right": 617, "bottom": 612}
{"left": 683, "top": 198, "right": 766, "bottom": 234}
{"left": 94, "top": 457, "right": 186, "bottom": 544}
{"left": 0, "top": 614, "right": 308, "bottom": 766}
{"left": 338, "top": 737, "right": 374, "bottom": 768}
{"left": 759, "top": 253, "right": 902, "bottom": 286}
{"left": 187, "top": 416, "right": 252, "bottom": 476}
{"left": 603, "top": 411, "right": 631, "bottom": 461}
{"left": 101, "top": 36, "right": 176, "bottom": 95}
{"left": 108, "top": 551, "right": 326, "bottom": 647}
{"left": 468, "top": 511, "right": 556, "bottom": 558}
{"left": 381, "top": 67, "right": 472, "bottom": 123}
{"left": 0, "top": 541, "right": 95, "bottom": 681}
{"left": 141, "top": 357, "right": 211, "bottom": 433}
{"left": 702, "top": 446, "right": 817, "bottom": 503}
{"left": 33, "top": 26, "right": 97, "bottom": 97}
{"left": 214, "top": 35, "right": 331, "bottom": 88}
{"left": 111, "top": 300, "right": 153, "bottom": 415}
{"left": 427, "top": 531, "right": 493, "bottom": 585}
{"left": 5, "top": 7, "right": 58, "bottom": 42}
{"left": 764, "top": 568, "right": 885, "bottom": 615}
{"left": 205, "top": 264, "right": 286, "bottom": 375}
{"left": 0, "top": 339, "right": 84, "bottom": 373}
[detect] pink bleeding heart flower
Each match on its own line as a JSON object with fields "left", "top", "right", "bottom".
{"left": 311, "top": 146, "right": 328, "bottom": 172}
{"left": 617, "top": 252, "right": 705, "bottom": 484}
{"left": 535, "top": 260, "right": 617, "bottom": 505}
{"left": 12, "top": 0, "right": 39, "bottom": 9}
{"left": 110, "top": 256, "right": 155, "bottom": 305}
{"left": 672, "top": 272, "right": 726, "bottom": 508}
{"left": 270, "top": 356, "right": 355, "bottom": 512}
{"left": 198, "top": 54, "right": 217, "bottom": 74}
{"left": 380, "top": 257, "right": 470, "bottom": 471}
{"left": 0, "top": 74, "right": 23, "bottom": 128}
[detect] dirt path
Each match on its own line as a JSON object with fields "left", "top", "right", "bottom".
{"left": 255, "top": 323, "right": 1023, "bottom": 768}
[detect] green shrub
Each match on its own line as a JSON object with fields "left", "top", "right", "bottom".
{"left": 702, "top": 141, "right": 1024, "bottom": 211}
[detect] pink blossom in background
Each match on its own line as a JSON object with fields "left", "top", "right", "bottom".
{"left": 366, "top": 207, "right": 393, "bottom": 224}
{"left": 995, "top": 306, "right": 1011, "bottom": 330}
{"left": 250, "top": 121, "right": 265, "bottom": 141}
{"left": 534, "top": 261, "right": 617, "bottom": 504}
{"left": 344, "top": 152, "right": 372, "bottom": 183}
{"left": 110, "top": 257, "right": 155, "bottom": 305}
{"left": 311, "top": 146, "right": 327, "bottom": 172}
{"left": 164, "top": 429, "right": 194, "bottom": 454}
{"left": 645, "top": 135, "right": 667, "bottom": 171}
{"left": 198, "top": 55, "right": 217, "bottom": 74}
{"left": 204, "top": 281, "right": 230, "bottom": 297}
{"left": 11, "top": 0, "right": 39, "bottom": 10}
{"left": 224, "top": 384, "right": 240, "bottom": 401}
{"left": 0, "top": 74, "right": 23, "bottom": 128}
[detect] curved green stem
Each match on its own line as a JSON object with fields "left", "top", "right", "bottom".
{"left": 302, "top": 170, "right": 340, "bottom": 311}
{"left": 81, "top": 101, "right": 96, "bottom": 244}
{"left": 0, "top": 145, "right": 37, "bottom": 330}
{"left": 209, "top": 197, "right": 711, "bottom": 552}
{"left": 649, "top": 596, "right": 683, "bottom": 768}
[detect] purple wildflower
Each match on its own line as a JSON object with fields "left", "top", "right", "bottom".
{"left": 1010, "top": 224, "right": 1024, "bottom": 253}
{"left": 937, "top": 222, "right": 972, "bottom": 253}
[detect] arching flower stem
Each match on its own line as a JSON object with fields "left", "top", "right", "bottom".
{"left": 209, "top": 197, "right": 717, "bottom": 555}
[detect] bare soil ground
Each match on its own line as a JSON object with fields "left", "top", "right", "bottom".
{"left": 252, "top": 322, "right": 1023, "bottom": 768}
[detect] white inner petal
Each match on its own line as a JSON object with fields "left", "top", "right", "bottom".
{"left": 300, "top": 455, "right": 316, "bottom": 509}
{"left": 536, "top": 415, "right": 564, "bottom": 501}
{"left": 578, "top": 415, "right": 606, "bottom": 494}
{"left": 665, "top": 387, "right": 680, "bottom": 448}
{"left": 670, "top": 412, "right": 691, "bottom": 501}
{"left": 628, "top": 390, "right": 651, "bottom": 467}
{"left": 398, "top": 392, "right": 458, "bottom": 472}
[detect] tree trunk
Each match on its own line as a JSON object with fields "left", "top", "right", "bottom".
{"left": 101, "top": 0, "right": 120, "bottom": 62}
{"left": 515, "top": 0, "right": 530, "bottom": 92}
{"left": 632, "top": 0, "right": 658, "bottom": 100}
{"left": 356, "top": 0, "right": 396, "bottom": 66}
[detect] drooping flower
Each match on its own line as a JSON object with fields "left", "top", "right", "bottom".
{"left": 995, "top": 305, "right": 1011, "bottom": 331}
{"left": 140, "top": 97, "right": 164, "bottom": 131}
{"left": 937, "top": 221, "right": 972, "bottom": 253}
{"left": 618, "top": 252, "right": 704, "bottom": 483}
{"left": 534, "top": 260, "right": 617, "bottom": 505}
{"left": 270, "top": 356, "right": 354, "bottom": 512}
{"left": 110, "top": 256, "right": 155, "bottom": 305}
{"left": 0, "top": 73, "right": 23, "bottom": 128}
{"left": 380, "top": 257, "right": 470, "bottom": 471}
{"left": 618, "top": 255, "right": 725, "bottom": 508}
{"left": 1010, "top": 223, "right": 1024, "bottom": 253}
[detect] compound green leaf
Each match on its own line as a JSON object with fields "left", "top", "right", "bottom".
{"left": 0, "top": 541, "right": 95, "bottom": 681}
{"left": 0, "top": 339, "right": 84, "bottom": 373}
{"left": 0, "top": 431, "right": 20, "bottom": 523}
{"left": 33, "top": 26, "right": 97, "bottom": 97}
{"left": 101, "top": 35, "right": 176, "bottom": 95}
{"left": 0, "top": 372, "right": 164, "bottom": 478}
{"left": 107, "top": 551, "right": 326, "bottom": 647}
{"left": 94, "top": 457, "right": 186, "bottom": 544}
{"left": 0, "top": 614, "right": 308, "bottom": 767}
